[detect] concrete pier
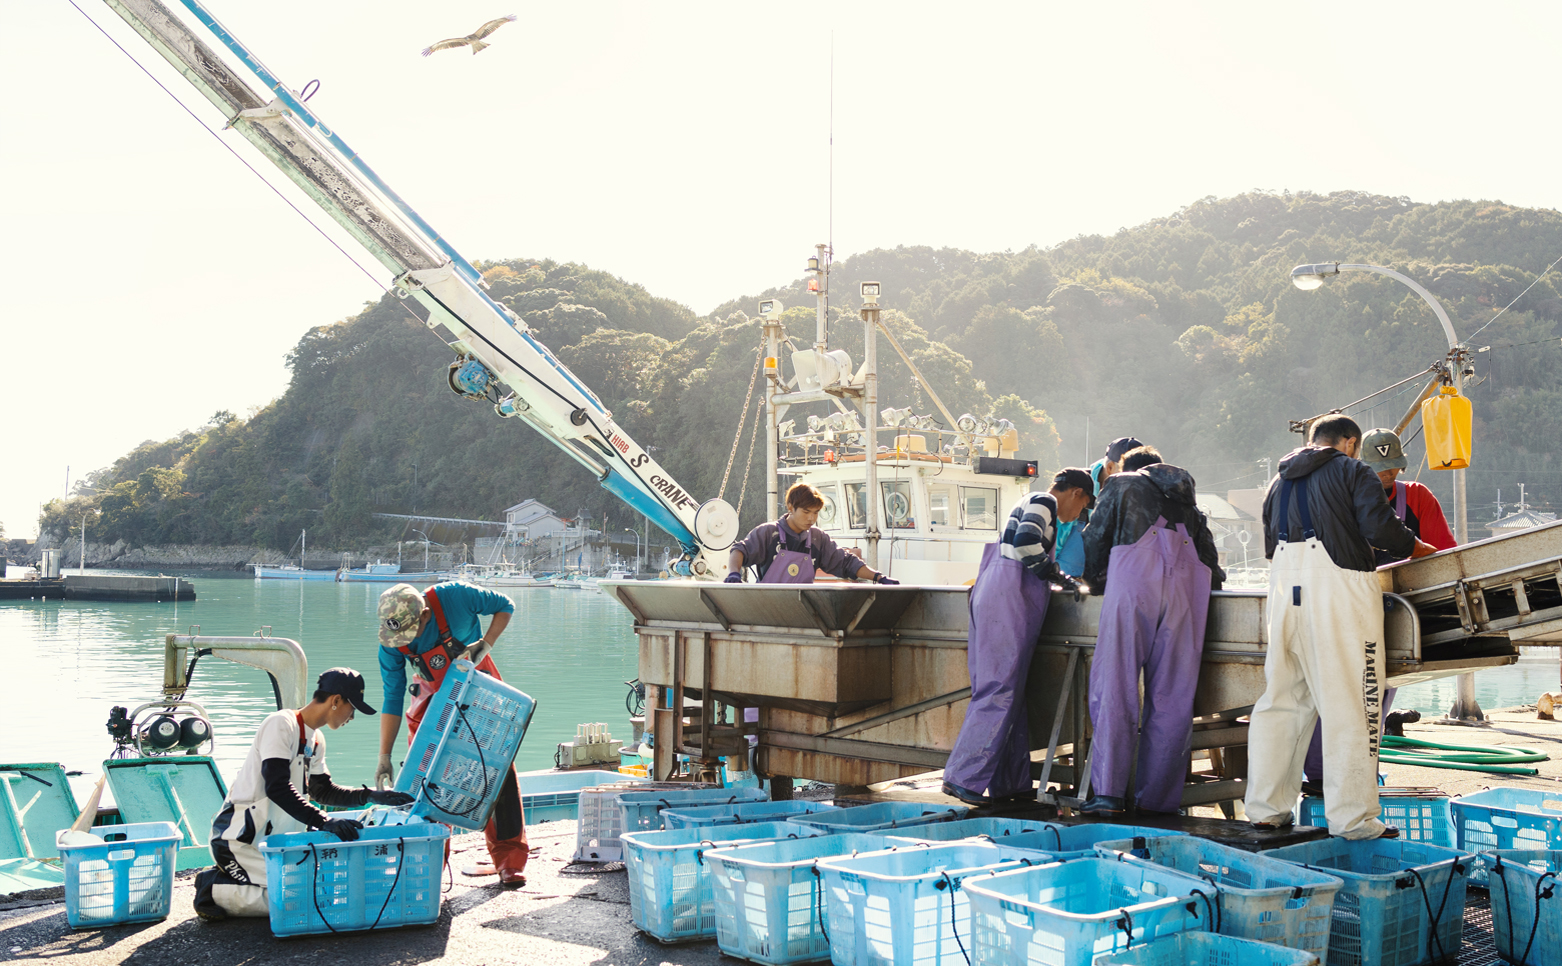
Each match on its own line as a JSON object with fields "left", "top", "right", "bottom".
{"left": 0, "top": 574, "right": 194, "bottom": 602}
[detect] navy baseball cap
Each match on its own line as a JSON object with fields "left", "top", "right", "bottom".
{"left": 1053, "top": 468, "right": 1097, "bottom": 508}
{"left": 1105, "top": 437, "right": 1145, "bottom": 462}
{"left": 317, "top": 667, "right": 377, "bottom": 715}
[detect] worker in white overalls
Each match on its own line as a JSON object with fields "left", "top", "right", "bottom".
{"left": 193, "top": 668, "right": 413, "bottom": 919}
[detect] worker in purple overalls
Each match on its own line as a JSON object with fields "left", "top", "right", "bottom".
{"left": 943, "top": 470, "right": 1093, "bottom": 805}
{"left": 725, "top": 482, "right": 898, "bottom": 584}
{"left": 1078, "top": 446, "right": 1224, "bottom": 816}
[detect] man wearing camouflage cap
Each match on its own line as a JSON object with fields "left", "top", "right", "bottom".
{"left": 376, "top": 579, "right": 529, "bottom": 886}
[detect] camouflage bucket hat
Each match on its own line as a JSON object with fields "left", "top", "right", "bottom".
{"left": 377, "top": 583, "right": 425, "bottom": 647}
{"left": 1361, "top": 427, "right": 1408, "bottom": 473}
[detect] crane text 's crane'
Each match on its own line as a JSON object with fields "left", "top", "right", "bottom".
{"left": 99, "top": 0, "right": 739, "bottom": 577}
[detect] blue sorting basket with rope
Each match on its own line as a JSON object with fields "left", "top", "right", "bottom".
{"left": 661, "top": 799, "right": 840, "bottom": 830}
{"left": 880, "top": 816, "right": 1061, "bottom": 846}
{"left": 997, "top": 822, "right": 1190, "bottom": 860}
{"left": 792, "top": 801, "right": 967, "bottom": 833}
{"left": 703, "top": 832, "right": 898, "bottom": 965}
{"left": 1092, "top": 930, "right": 1321, "bottom": 966}
{"left": 56, "top": 822, "right": 180, "bottom": 929}
{"left": 1296, "top": 793, "right": 1455, "bottom": 849}
{"left": 259, "top": 822, "right": 450, "bottom": 937}
{"left": 1450, "top": 786, "right": 1562, "bottom": 885}
{"left": 962, "top": 854, "right": 1210, "bottom": 966}
{"left": 618, "top": 787, "right": 770, "bottom": 836}
{"left": 1479, "top": 850, "right": 1562, "bottom": 966}
{"left": 1094, "top": 835, "right": 1343, "bottom": 960}
{"left": 393, "top": 659, "right": 537, "bottom": 831}
{"left": 815, "top": 842, "right": 1049, "bottom": 966}
{"left": 1261, "top": 837, "right": 1471, "bottom": 966}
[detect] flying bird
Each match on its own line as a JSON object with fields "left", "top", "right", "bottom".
{"left": 421, "top": 15, "right": 517, "bottom": 57}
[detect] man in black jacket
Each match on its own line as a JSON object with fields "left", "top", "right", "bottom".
{"left": 1077, "top": 446, "right": 1223, "bottom": 815}
{"left": 1243, "top": 415, "right": 1434, "bottom": 840}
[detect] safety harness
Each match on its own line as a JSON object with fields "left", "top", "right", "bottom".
{"left": 396, "top": 587, "right": 466, "bottom": 683}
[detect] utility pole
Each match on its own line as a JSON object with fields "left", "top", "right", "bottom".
{"left": 861, "top": 282, "right": 882, "bottom": 571}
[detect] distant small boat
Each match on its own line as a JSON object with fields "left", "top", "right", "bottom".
{"left": 254, "top": 529, "right": 336, "bottom": 580}
{"left": 592, "top": 568, "right": 634, "bottom": 593}
{"left": 464, "top": 564, "right": 554, "bottom": 588}
{"left": 337, "top": 562, "right": 448, "bottom": 583}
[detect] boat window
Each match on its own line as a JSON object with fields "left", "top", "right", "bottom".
{"left": 881, "top": 481, "right": 916, "bottom": 529}
{"left": 961, "top": 486, "right": 999, "bottom": 530}
{"left": 928, "top": 483, "right": 956, "bottom": 527}
{"left": 844, "top": 482, "right": 867, "bottom": 530}
{"left": 816, "top": 484, "right": 842, "bottom": 530}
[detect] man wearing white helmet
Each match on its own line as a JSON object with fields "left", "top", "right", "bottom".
{"left": 376, "top": 580, "right": 528, "bottom": 886}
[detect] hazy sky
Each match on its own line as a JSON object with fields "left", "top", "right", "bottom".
{"left": 2, "top": 1, "right": 1558, "bottom": 539}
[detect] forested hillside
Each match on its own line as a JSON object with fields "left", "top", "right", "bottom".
{"left": 41, "top": 190, "right": 1562, "bottom": 551}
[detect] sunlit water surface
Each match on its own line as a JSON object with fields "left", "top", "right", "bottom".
{"left": 0, "top": 569, "right": 638, "bottom": 802}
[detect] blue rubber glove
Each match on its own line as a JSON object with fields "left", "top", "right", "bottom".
{"left": 723, "top": 572, "right": 742, "bottom": 583}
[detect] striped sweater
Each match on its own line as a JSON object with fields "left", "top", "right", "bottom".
{"left": 999, "top": 492, "right": 1071, "bottom": 584}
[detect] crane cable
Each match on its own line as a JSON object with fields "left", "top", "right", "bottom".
{"left": 718, "top": 346, "right": 765, "bottom": 502}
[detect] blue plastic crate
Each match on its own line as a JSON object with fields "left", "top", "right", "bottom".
{"left": 704, "top": 833, "right": 898, "bottom": 965}
{"left": 1450, "top": 787, "right": 1562, "bottom": 883}
{"left": 621, "top": 821, "right": 820, "bottom": 943}
{"left": 572, "top": 780, "right": 720, "bottom": 863}
{"left": 516, "top": 769, "right": 636, "bottom": 824}
{"left": 56, "top": 822, "right": 179, "bottom": 929}
{"left": 1093, "top": 930, "right": 1320, "bottom": 966}
{"left": 816, "top": 842, "right": 1048, "bottom": 965}
{"left": 662, "top": 799, "right": 840, "bottom": 829}
{"left": 1095, "top": 835, "right": 1342, "bottom": 959}
{"left": 393, "top": 660, "right": 537, "bottom": 831}
{"left": 1296, "top": 794, "right": 1455, "bottom": 848}
{"left": 259, "top": 822, "right": 450, "bottom": 936}
{"left": 963, "top": 855, "right": 1210, "bottom": 966}
{"left": 1261, "top": 837, "right": 1471, "bottom": 966}
{"left": 793, "top": 801, "right": 967, "bottom": 833}
{"left": 618, "top": 786, "right": 770, "bottom": 835}
{"left": 881, "top": 817, "right": 1060, "bottom": 846}
{"left": 999, "top": 822, "right": 1189, "bottom": 860}
{"left": 1480, "top": 850, "right": 1562, "bottom": 966}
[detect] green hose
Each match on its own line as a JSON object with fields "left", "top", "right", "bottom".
{"left": 1379, "top": 735, "right": 1548, "bottom": 776}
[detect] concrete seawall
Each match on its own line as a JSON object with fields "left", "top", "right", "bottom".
{"left": 0, "top": 574, "right": 194, "bottom": 602}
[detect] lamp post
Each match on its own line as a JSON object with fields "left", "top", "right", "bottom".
{"left": 412, "top": 528, "right": 431, "bottom": 572}
{"left": 624, "top": 528, "right": 642, "bottom": 574}
{"left": 1290, "top": 262, "right": 1481, "bottom": 720}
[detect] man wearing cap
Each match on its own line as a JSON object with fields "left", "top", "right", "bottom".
{"left": 1244, "top": 415, "right": 1436, "bottom": 841}
{"left": 376, "top": 580, "right": 529, "bottom": 886}
{"left": 1090, "top": 436, "right": 1144, "bottom": 497}
{"left": 1078, "top": 445, "right": 1224, "bottom": 815}
{"left": 1299, "top": 427, "right": 1456, "bottom": 790}
{"left": 194, "top": 668, "right": 411, "bottom": 920}
{"left": 943, "top": 469, "right": 1092, "bottom": 805}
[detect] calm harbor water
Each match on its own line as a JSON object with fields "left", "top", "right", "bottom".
{"left": 0, "top": 569, "right": 638, "bottom": 799}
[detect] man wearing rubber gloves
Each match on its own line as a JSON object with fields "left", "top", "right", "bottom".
{"left": 376, "top": 580, "right": 530, "bottom": 886}
{"left": 943, "top": 469, "right": 1092, "bottom": 805}
{"left": 725, "top": 482, "right": 897, "bottom": 584}
{"left": 1244, "top": 416, "right": 1436, "bottom": 840}
{"left": 1078, "top": 446, "right": 1223, "bottom": 816}
{"left": 194, "top": 668, "right": 412, "bottom": 919}
{"left": 1300, "top": 427, "right": 1456, "bottom": 789}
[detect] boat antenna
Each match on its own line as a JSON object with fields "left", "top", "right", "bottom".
{"left": 826, "top": 33, "right": 834, "bottom": 321}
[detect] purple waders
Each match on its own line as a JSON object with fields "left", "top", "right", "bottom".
{"left": 1087, "top": 517, "right": 1212, "bottom": 813}
{"left": 944, "top": 542, "right": 1053, "bottom": 800}
{"left": 761, "top": 519, "right": 815, "bottom": 584}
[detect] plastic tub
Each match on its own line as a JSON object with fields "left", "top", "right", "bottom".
{"left": 1480, "top": 850, "right": 1562, "bottom": 966}
{"left": 1093, "top": 930, "right": 1321, "bottom": 966}
{"left": 1095, "top": 835, "right": 1342, "bottom": 958}
{"left": 1450, "top": 787, "right": 1562, "bottom": 885}
{"left": 793, "top": 801, "right": 967, "bottom": 833}
{"left": 393, "top": 660, "right": 537, "bottom": 831}
{"left": 1261, "top": 837, "right": 1471, "bottom": 966}
{"left": 516, "top": 769, "right": 637, "bottom": 824}
{"left": 880, "top": 816, "right": 1059, "bottom": 846}
{"left": 962, "top": 855, "right": 1209, "bottom": 966}
{"left": 816, "top": 842, "right": 1047, "bottom": 965}
{"left": 704, "top": 833, "right": 898, "bottom": 965}
{"left": 999, "top": 822, "right": 1189, "bottom": 860}
{"left": 621, "top": 821, "right": 819, "bottom": 943}
{"left": 618, "top": 786, "right": 770, "bottom": 836}
{"left": 572, "top": 780, "right": 719, "bottom": 863}
{"left": 259, "top": 822, "right": 450, "bottom": 936}
{"left": 57, "top": 822, "right": 180, "bottom": 929}
{"left": 1296, "top": 794, "right": 1455, "bottom": 848}
{"left": 662, "top": 799, "right": 840, "bottom": 829}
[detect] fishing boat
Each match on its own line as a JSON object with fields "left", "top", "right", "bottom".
{"left": 337, "top": 563, "right": 448, "bottom": 583}
{"left": 252, "top": 530, "right": 336, "bottom": 580}
{"left": 463, "top": 563, "right": 554, "bottom": 588}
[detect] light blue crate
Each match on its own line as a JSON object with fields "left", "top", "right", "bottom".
{"left": 618, "top": 786, "right": 769, "bottom": 835}
{"left": 999, "top": 822, "right": 1188, "bottom": 860}
{"left": 962, "top": 855, "right": 1208, "bottom": 966}
{"left": 816, "top": 842, "right": 1046, "bottom": 965}
{"left": 1094, "top": 836, "right": 1342, "bottom": 959}
{"left": 880, "top": 817, "right": 1060, "bottom": 846}
{"left": 1261, "top": 837, "right": 1471, "bottom": 966}
{"left": 1480, "top": 850, "right": 1562, "bottom": 966}
{"left": 1093, "top": 930, "right": 1320, "bottom": 966}
{"left": 516, "top": 769, "right": 636, "bottom": 824}
{"left": 661, "top": 799, "right": 839, "bottom": 830}
{"left": 793, "top": 801, "right": 967, "bottom": 833}
{"left": 1450, "top": 787, "right": 1562, "bottom": 887}
{"left": 704, "top": 833, "right": 899, "bottom": 965}
{"left": 259, "top": 822, "right": 450, "bottom": 936}
{"left": 393, "top": 660, "right": 537, "bottom": 831}
{"left": 621, "top": 821, "right": 820, "bottom": 943}
{"left": 56, "top": 822, "right": 179, "bottom": 929}
{"left": 1296, "top": 795, "right": 1455, "bottom": 848}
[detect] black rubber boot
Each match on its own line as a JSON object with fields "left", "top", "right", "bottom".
{"left": 1078, "top": 795, "right": 1126, "bottom": 816}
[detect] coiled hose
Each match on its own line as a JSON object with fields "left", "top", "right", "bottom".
{"left": 1379, "top": 735, "right": 1548, "bottom": 776}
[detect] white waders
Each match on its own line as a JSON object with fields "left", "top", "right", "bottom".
{"left": 1244, "top": 475, "right": 1387, "bottom": 840}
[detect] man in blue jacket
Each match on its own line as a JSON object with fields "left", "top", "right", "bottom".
{"left": 376, "top": 580, "right": 529, "bottom": 885}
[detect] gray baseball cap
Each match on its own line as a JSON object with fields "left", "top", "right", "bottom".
{"left": 1361, "top": 428, "right": 1407, "bottom": 472}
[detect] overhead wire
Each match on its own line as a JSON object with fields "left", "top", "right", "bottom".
{"left": 1466, "top": 250, "right": 1562, "bottom": 342}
